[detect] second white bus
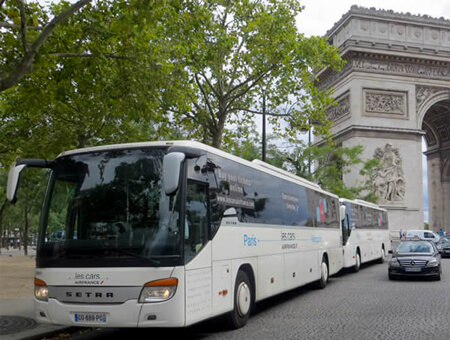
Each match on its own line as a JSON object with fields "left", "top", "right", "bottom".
{"left": 340, "top": 198, "right": 391, "bottom": 271}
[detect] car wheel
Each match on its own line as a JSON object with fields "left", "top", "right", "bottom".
{"left": 435, "top": 271, "right": 441, "bottom": 281}
{"left": 227, "top": 270, "right": 252, "bottom": 329}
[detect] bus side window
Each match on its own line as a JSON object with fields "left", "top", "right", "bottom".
{"left": 185, "top": 180, "right": 209, "bottom": 263}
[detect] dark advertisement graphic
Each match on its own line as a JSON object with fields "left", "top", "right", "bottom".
{"left": 282, "top": 192, "right": 300, "bottom": 212}
{"left": 216, "top": 169, "right": 255, "bottom": 210}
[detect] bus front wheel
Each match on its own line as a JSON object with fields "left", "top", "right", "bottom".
{"left": 227, "top": 270, "right": 252, "bottom": 329}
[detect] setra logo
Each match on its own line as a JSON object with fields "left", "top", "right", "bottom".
{"left": 66, "top": 291, "right": 114, "bottom": 299}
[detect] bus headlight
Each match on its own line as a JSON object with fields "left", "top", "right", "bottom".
{"left": 35, "top": 278, "right": 48, "bottom": 302}
{"left": 139, "top": 278, "right": 178, "bottom": 303}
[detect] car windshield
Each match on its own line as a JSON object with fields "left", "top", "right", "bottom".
{"left": 37, "top": 147, "right": 183, "bottom": 268}
{"left": 396, "top": 241, "right": 434, "bottom": 254}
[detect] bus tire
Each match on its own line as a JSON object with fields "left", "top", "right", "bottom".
{"left": 227, "top": 270, "right": 252, "bottom": 329}
{"left": 353, "top": 251, "right": 361, "bottom": 272}
{"left": 377, "top": 247, "right": 385, "bottom": 264}
{"left": 315, "top": 257, "right": 329, "bottom": 289}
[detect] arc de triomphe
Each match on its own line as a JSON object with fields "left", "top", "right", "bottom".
{"left": 316, "top": 6, "right": 450, "bottom": 232}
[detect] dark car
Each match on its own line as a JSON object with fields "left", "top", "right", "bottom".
{"left": 436, "top": 236, "right": 450, "bottom": 258}
{"left": 389, "top": 240, "right": 442, "bottom": 281}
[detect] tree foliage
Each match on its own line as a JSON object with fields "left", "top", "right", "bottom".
{"left": 0, "top": 0, "right": 190, "bottom": 165}
{"left": 284, "top": 142, "right": 379, "bottom": 202}
{"left": 167, "top": 0, "right": 344, "bottom": 149}
{"left": 0, "top": 0, "right": 93, "bottom": 92}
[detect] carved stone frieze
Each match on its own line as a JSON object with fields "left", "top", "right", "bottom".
{"left": 327, "top": 93, "right": 350, "bottom": 122}
{"left": 364, "top": 89, "right": 407, "bottom": 117}
{"left": 318, "top": 52, "right": 450, "bottom": 90}
{"left": 416, "top": 85, "right": 450, "bottom": 112}
{"left": 372, "top": 143, "right": 405, "bottom": 204}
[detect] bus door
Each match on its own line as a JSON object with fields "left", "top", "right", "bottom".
{"left": 184, "top": 178, "right": 213, "bottom": 325}
{"left": 341, "top": 210, "right": 350, "bottom": 246}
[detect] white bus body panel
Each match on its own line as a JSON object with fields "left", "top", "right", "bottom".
{"left": 211, "top": 222, "right": 343, "bottom": 305}
{"left": 343, "top": 229, "right": 391, "bottom": 268}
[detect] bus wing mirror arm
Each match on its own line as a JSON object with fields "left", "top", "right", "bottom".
{"left": 7, "top": 159, "right": 54, "bottom": 203}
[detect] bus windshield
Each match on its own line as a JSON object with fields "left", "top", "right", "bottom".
{"left": 38, "top": 147, "right": 182, "bottom": 268}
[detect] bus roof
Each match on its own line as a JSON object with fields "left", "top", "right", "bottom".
{"left": 57, "top": 140, "right": 337, "bottom": 198}
{"left": 339, "top": 198, "right": 386, "bottom": 211}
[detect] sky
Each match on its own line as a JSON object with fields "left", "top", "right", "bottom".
{"left": 295, "top": 0, "right": 450, "bottom": 223}
{"left": 296, "top": 0, "right": 450, "bottom": 37}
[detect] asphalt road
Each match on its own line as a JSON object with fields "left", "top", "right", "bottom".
{"left": 65, "top": 256, "right": 450, "bottom": 340}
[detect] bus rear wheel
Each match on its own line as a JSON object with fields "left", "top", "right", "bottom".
{"left": 377, "top": 247, "right": 385, "bottom": 264}
{"left": 227, "top": 270, "right": 252, "bottom": 329}
{"left": 315, "top": 257, "right": 329, "bottom": 289}
{"left": 353, "top": 251, "right": 361, "bottom": 272}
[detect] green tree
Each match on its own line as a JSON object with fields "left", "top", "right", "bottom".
{"left": 0, "top": 168, "right": 47, "bottom": 255}
{"left": 168, "top": 0, "right": 344, "bottom": 149}
{"left": 285, "top": 142, "right": 379, "bottom": 201}
{"left": 0, "top": 0, "right": 92, "bottom": 92}
{"left": 0, "top": 0, "right": 187, "bottom": 165}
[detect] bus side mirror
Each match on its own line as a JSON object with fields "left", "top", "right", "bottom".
{"left": 340, "top": 205, "right": 346, "bottom": 221}
{"left": 223, "top": 207, "right": 237, "bottom": 217}
{"left": 6, "top": 164, "right": 26, "bottom": 203}
{"left": 163, "top": 152, "right": 186, "bottom": 195}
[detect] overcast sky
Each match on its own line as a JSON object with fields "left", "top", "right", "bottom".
{"left": 296, "top": 0, "right": 450, "bottom": 37}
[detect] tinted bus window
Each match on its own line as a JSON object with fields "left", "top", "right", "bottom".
{"left": 205, "top": 153, "right": 339, "bottom": 229}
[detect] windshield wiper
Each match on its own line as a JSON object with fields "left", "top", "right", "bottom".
{"left": 107, "top": 249, "right": 162, "bottom": 265}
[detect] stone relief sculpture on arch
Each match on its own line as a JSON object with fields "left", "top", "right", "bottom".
{"left": 372, "top": 143, "right": 406, "bottom": 204}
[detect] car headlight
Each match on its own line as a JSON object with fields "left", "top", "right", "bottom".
{"left": 426, "top": 259, "right": 439, "bottom": 267}
{"left": 389, "top": 258, "right": 400, "bottom": 267}
{"left": 35, "top": 278, "right": 49, "bottom": 301}
{"left": 139, "top": 278, "right": 178, "bottom": 303}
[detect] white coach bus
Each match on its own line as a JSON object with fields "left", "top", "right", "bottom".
{"left": 340, "top": 198, "right": 391, "bottom": 271}
{"left": 7, "top": 141, "right": 345, "bottom": 329}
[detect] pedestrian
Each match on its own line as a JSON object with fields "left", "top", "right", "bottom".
{"left": 439, "top": 228, "right": 444, "bottom": 237}
{"left": 399, "top": 229, "right": 402, "bottom": 240}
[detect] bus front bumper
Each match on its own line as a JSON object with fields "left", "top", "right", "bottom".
{"left": 35, "top": 297, "right": 185, "bottom": 328}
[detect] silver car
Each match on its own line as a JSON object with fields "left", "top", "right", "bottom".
{"left": 436, "top": 236, "right": 450, "bottom": 258}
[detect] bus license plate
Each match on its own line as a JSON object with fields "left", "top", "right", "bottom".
{"left": 405, "top": 267, "right": 421, "bottom": 272}
{"left": 74, "top": 313, "right": 107, "bottom": 323}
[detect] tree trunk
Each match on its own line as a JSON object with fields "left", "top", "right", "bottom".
{"left": 23, "top": 203, "right": 29, "bottom": 256}
{"left": 0, "top": 199, "right": 8, "bottom": 254}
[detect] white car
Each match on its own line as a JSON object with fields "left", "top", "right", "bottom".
{"left": 404, "top": 230, "right": 440, "bottom": 244}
